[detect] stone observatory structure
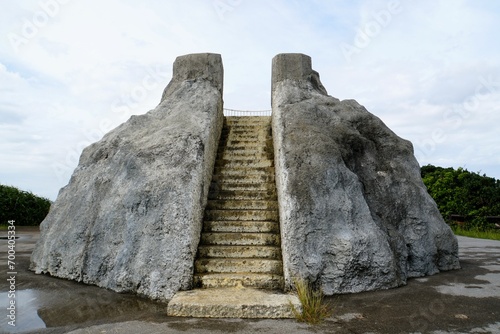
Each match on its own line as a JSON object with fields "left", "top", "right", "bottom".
{"left": 31, "top": 53, "right": 224, "bottom": 301}
{"left": 271, "top": 53, "right": 460, "bottom": 294}
{"left": 31, "top": 52, "right": 460, "bottom": 309}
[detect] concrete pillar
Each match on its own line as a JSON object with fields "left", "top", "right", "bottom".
{"left": 271, "top": 53, "right": 327, "bottom": 100}
{"left": 162, "top": 53, "right": 224, "bottom": 102}
{"left": 272, "top": 53, "right": 312, "bottom": 86}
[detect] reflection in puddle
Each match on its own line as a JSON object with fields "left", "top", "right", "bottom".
{"left": 1, "top": 286, "right": 168, "bottom": 332}
{"left": 37, "top": 289, "right": 167, "bottom": 327}
{"left": 0, "top": 289, "right": 46, "bottom": 333}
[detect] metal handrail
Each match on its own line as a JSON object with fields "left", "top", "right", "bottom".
{"left": 223, "top": 108, "right": 272, "bottom": 116}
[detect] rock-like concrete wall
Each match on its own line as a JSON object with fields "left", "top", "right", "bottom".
{"left": 271, "top": 53, "right": 460, "bottom": 294}
{"left": 30, "top": 53, "right": 224, "bottom": 301}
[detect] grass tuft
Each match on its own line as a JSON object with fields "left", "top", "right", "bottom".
{"left": 451, "top": 225, "right": 500, "bottom": 241}
{"left": 290, "top": 278, "right": 332, "bottom": 325}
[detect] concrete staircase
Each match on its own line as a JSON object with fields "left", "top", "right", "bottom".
{"left": 194, "top": 116, "right": 284, "bottom": 290}
{"left": 168, "top": 116, "right": 300, "bottom": 319}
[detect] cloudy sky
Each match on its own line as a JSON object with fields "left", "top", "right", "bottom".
{"left": 1, "top": 0, "right": 499, "bottom": 200}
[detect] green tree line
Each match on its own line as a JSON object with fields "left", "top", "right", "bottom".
{"left": 421, "top": 165, "right": 500, "bottom": 230}
{"left": 2, "top": 165, "right": 500, "bottom": 228}
{"left": 0, "top": 184, "right": 51, "bottom": 226}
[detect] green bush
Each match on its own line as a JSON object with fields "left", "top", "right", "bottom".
{"left": 421, "top": 165, "right": 500, "bottom": 230}
{"left": 0, "top": 184, "right": 51, "bottom": 226}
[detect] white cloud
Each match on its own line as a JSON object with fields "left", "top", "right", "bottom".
{"left": 0, "top": 0, "right": 499, "bottom": 200}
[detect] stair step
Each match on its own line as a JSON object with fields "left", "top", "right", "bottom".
{"left": 200, "top": 232, "right": 280, "bottom": 246}
{"left": 212, "top": 171, "right": 275, "bottom": 184}
{"left": 203, "top": 220, "right": 279, "bottom": 233}
{"left": 224, "top": 129, "right": 269, "bottom": 135}
{"left": 208, "top": 190, "right": 277, "bottom": 201}
{"left": 226, "top": 139, "right": 271, "bottom": 147}
{"left": 210, "top": 182, "right": 277, "bottom": 192}
{"left": 220, "top": 136, "right": 268, "bottom": 142}
{"left": 211, "top": 173, "right": 275, "bottom": 184}
{"left": 226, "top": 116, "right": 271, "bottom": 122}
{"left": 216, "top": 152, "right": 274, "bottom": 161}
{"left": 215, "top": 160, "right": 274, "bottom": 168}
{"left": 228, "top": 132, "right": 269, "bottom": 137}
{"left": 218, "top": 145, "right": 269, "bottom": 152}
{"left": 211, "top": 174, "right": 276, "bottom": 185}
{"left": 197, "top": 245, "right": 281, "bottom": 259}
{"left": 225, "top": 135, "right": 269, "bottom": 141}
{"left": 224, "top": 128, "right": 270, "bottom": 134}
{"left": 205, "top": 210, "right": 278, "bottom": 222}
{"left": 225, "top": 139, "right": 269, "bottom": 144}
{"left": 167, "top": 287, "right": 300, "bottom": 319}
{"left": 220, "top": 141, "right": 271, "bottom": 149}
{"left": 219, "top": 147, "right": 269, "bottom": 154}
{"left": 206, "top": 200, "right": 278, "bottom": 210}
{"left": 217, "top": 146, "right": 271, "bottom": 154}
{"left": 222, "top": 145, "right": 267, "bottom": 152}
{"left": 228, "top": 128, "right": 268, "bottom": 133}
{"left": 195, "top": 258, "right": 283, "bottom": 274}
{"left": 221, "top": 124, "right": 268, "bottom": 130}
{"left": 229, "top": 128, "right": 266, "bottom": 134}
{"left": 221, "top": 124, "right": 265, "bottom": 129}
{"left": 193, "top": 273, "right": 284, "bottom": 290}
{"left": 225, "top": 134, "right": 268, "bottom": 138}
{"left": 213, "top": 166, "right": 274, "bottom": 176}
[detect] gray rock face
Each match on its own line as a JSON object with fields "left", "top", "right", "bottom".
{"left": 271, "top": 53, "right": 460, "bottom": 294}
{"left": 30, "top": 53, "right": 224, "bottom": 301}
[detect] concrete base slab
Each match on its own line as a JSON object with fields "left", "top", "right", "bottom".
{"left": 167, "top": 287, "right": 301, "bottom": 319}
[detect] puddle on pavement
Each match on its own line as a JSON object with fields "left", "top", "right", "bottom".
{"left": 1, "top": 290, "right": 45, "bottom": 333}
{"left": 1, "top": 288, "right": 168, "bottom": 332}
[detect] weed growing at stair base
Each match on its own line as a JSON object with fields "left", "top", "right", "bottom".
{"left": 291, "top": 278, "right": 332, "bottom": 325}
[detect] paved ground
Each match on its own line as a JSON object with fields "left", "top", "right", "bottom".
{"left": 0, "top": 227, "right": 499, "bottom": 334}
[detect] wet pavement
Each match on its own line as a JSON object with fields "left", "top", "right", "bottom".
{"left": 1, "top": 227, "right": 499, "bottom": 333}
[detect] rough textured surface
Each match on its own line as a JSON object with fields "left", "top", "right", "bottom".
{"left": 167, "top": 287, "right": 301, "bottom": 318}
{"left": 271, "top": 53, "right": 460, "bottom": 295}
{"left": 30, "top": 53, "right": 224, "bottom": 301}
